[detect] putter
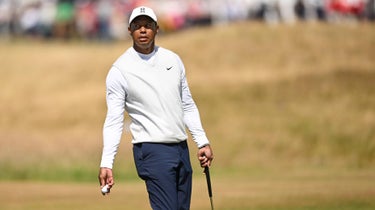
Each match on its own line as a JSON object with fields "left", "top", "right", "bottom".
{"left": 204, "top": 166, "right": 214, "bottom": 210}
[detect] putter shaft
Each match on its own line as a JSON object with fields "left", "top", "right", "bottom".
{"left": 204, "top": 166, "right": 214, "bottom": 210}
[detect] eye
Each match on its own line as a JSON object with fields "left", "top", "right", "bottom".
{"left": 133, "top": 24, "right": 141, "bottom": 30}
{"left": 131, "top": 22, "right": 155, "bottom": 30}
{"left": 145, "top": 23, "right": 154, "bottom": 29}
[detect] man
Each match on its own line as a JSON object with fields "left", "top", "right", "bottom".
{"left": 98, "top": 6, "right": 214, "bottom": 210}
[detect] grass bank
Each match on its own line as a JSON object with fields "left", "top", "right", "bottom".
{"left": 0, "top": 22, "right": 374, "bottom": 182}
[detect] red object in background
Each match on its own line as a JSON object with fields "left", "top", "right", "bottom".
{"left": 328, "top": 0, "right": 365, "bottom": 15}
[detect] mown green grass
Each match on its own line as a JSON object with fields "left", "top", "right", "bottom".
{"left": 1, "top": 170, "right": 374, "bottom": 210}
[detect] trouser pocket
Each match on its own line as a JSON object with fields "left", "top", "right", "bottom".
{"left": 133, "top": 143, "right": 149, "bottom": 180}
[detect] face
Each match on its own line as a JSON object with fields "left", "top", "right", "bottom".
{"left": 128, "top": 16, "right": 159, "bottom": 54}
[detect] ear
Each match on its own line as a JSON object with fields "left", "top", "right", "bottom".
{"left": 128, "top": 26, "right": 132, "bottom": 35}
{"left": 155, "top": 25, "right": 159, "bottom": 34}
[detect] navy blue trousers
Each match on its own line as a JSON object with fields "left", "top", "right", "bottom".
{"left": 133, "top": 141, "right": 193, "bottom": 210}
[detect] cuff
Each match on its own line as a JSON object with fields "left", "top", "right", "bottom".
{"left": 100, "top": 160, "right": 113, "bottom": 169}
{"left": 195, "top": 135, "right": 210, "bottom": 148}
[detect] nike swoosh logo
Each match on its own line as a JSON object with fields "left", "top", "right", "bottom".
{"left": 166, "top": 66, "right": 173, "bottom": 70}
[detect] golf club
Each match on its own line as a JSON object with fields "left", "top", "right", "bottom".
{"left": 204, "top": 166, "right": 214, "bottom": 210}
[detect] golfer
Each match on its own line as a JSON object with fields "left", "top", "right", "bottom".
{"left": 98, "top": 6, "right": 214, "bottom": 210}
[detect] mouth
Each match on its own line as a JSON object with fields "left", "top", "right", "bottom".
{"left": 139, "top": 36, "right": 149, "bottom": 42}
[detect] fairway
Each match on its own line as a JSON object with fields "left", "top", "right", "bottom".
{"left": 1, "top": 172, "right": 375, "bottom": 210}
{"left": 1, "top": 22, "right": 375, "bottom": 209}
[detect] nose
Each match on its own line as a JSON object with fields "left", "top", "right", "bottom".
{"left": 140, "top": 26, "right": 147, "bottom": 33}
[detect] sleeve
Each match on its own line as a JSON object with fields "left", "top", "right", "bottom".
{"left": 100, "top": 66, "right": 127, "bottom": 169}
{"left": 178, "top": 58, "right": 210, "bottom": 148}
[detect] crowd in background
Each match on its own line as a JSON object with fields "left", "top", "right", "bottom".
{"left": 0, "top": 0, "right": 374, "bottom": 41}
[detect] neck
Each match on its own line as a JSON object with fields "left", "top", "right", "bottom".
{"left": 133, "top": 42, "right": 155, "bottom": 54}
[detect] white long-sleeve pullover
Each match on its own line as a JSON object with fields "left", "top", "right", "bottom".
{"left": 100, "top": 46, "right": 210, "bottom": 169}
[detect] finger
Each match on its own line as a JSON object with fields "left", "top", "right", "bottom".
{"left": 200, "top": 160, "right": 208, "bottom": 167}
{"left": 98, "top": 170, "right": 108, "bottom": 187}
{"left": 107, "top": 180, "right": 114, "bottom": 188}
{"left": 203, "top": 156, "right": 214, "bottom": 167}
{"left": 100, "top": 177, "right": 107, "bottom": 188}
{"left": 207, "top": 159, "right": 212, "bottom": 167}
{"left": 98, "top": 174, "right": 105, "bottom": 187}
{"left": 201, "top": 162, "right": 208, "bottom": 168}
{"left": 200, "top": 156, "right": 207, "bottom": 162}
{"left": 107, "top": 176, "right": 115, "bottom": 187}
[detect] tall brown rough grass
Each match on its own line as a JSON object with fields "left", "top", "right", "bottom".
{"left": 0, "top": 22, "right": 374, "bottom": 181}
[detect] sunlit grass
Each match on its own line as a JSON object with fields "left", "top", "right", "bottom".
{"left": 0, "top": 22, "right": 374, "bottom": 180}
{"left": 0, "top": 21, "right": 375, "bottom": 210}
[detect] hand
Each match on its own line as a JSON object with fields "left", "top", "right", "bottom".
{"left": 98, "top": 167, "right": 114, "bottom": 194}
{"left": 197, "top": 145, "right": 214, "bottom": 168}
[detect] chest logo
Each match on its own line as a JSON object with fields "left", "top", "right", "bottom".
{"left": 166, "top": 66, "right": 173, "bottom": 71}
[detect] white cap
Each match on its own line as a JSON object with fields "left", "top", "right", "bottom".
{"left": 129, "top": 6, "right": 157, "bottom": 25}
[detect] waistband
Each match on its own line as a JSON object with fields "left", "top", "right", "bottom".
{"left": 133, "top": 140, "right": 187, "bottom": 147}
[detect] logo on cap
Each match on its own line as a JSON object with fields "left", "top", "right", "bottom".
{"left": 129, "top": 6, "right": 157, "bottom": 25}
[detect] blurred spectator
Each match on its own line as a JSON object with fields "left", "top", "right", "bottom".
{"left": 306, "top": 0, "right": 327, "bottom": 21}
{"left": 19, "top": 2, "right": 41, "bottom": 37}
{"left": 0, "top": 0, "right": 11, "bottom": 37}
{"left": 96, "top": 0, "right": 113, "bottom": 40}
{"left": 0, "top": 0, "right": 374, "bottom": 41}
{"left": 295, "top": 0, "right": 307, "bottom": 20}
{"left": 263, "top": 0, "right": 280, "bottom": 25}
{"left": 364, "top": 0, "right": 375, "bottom": 20}
{"left": 75, "top": 0, "right": 97, "bottom": 39}
{"left": 151, "top": 0, "right": 187, "bottom": 32}
{"left": 55, "top": 0, "right": 75, "bottom": 39}
{"left": 40, "top": 0, "right": 57, "bottom": 38}
{"left": 279, "top": 0, "right": 298, "bottom": 24}
{"left": 186, "top": 0, "right": 211, "bottom": 26}
{"left": 109, "top": 0, "right": 129, "bottom": 40}
{"left": 248, "top": 1, "right": 268, "bottom": 21}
